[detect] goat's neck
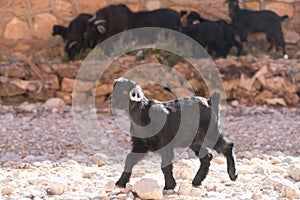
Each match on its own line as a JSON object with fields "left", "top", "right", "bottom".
{"left": 128, "top": 98, "right": 150, "bottom": 126}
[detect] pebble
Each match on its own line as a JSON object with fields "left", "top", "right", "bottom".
{"left": 0, "top": 104, "right": 299, "bottom": 199}
{"left": 287, "top": 164, "right": 300, "bottom": 181}
{"left": 103, "top": 180, "right": 115, "bottom": 192}
{"left": 90, "top": 153, "right": 108, "bottom": 166}
{"left": 47, "top": 183, "right": 66, "bottom": 195}
{"left": 133, "top": 178, "right": 163, "bottom": 200}
{"left": 43, "top": 98, "right": 65, "bottom": 108}
{"left": 1, "top": 187, "right": 14, "bottom": 195}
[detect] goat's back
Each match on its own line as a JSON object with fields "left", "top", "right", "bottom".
{"left": 233, "top": 9, "right": 282, "bottom": 32}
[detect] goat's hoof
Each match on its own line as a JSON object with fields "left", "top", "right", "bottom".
{"left": 229, "top": 172, "right": 238, "bottom": 181}
{"left": 164, "top": 183, "right": 176, "bottom": 190}
{"left": 192, "top": 179, "right": 202, "bottom": 187}
{"left": 115, "top": 179, "right": 127, "bottom": 188}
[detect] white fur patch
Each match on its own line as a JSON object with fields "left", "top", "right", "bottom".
{"left": 283, "top": 54, "right": 289, "bottom": 59}
{"left": 129, "top": 85, "right": 144, "bottom": 102}
{"left": 192, "top": 20, "right": 200, "bottom": 25}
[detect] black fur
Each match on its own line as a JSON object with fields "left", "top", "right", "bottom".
{"left": 112, "top": 78, "right": 238, "bottom": 190}
{"left": 185, "top": 11, "right": 242, "bottom": 56}
{"left": 228, "top": 0, "right": 288, "bottom": 57}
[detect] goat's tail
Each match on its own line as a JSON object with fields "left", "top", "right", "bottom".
{"left": 280, "top": 15, "right": 289, "bottom": 22}
{"left": 209, "top": 91, "right": 221, "bottom": 114}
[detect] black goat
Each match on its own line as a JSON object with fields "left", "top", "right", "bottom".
{"left": 185, "top": 11, "right": 242, "bottom": 56}
{"left": 127, "top": 8, "right": 181, "bottom": 29}
{"left": 177, "top": 22, "right": 228, "bottom": 58}
{"left": 112, "top": 78, "right": 238, "bottom": 190}
{"left": 86, "top": 4, "right": 131, "bottom": 46}
{"left": 228, "top": 0, "right": 288, "bottom": 58}
{"left": 64, "top": 13, "right": 93, "bottom": 60}
{"left": 52, "top": 25, "right": 69, "bottom": 41}
{"left": 86, "top": 5, "right": 181, "bottom": 47}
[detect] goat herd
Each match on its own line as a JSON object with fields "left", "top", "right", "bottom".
{"left": 52, "top": 0, "right": 289, "bottom": 60}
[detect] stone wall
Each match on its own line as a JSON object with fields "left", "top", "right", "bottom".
{"left": 0, "top": 54, "right": 299, "bottom": 107}
{"left": 0, "top": 0, "right": 300, "bottom": 59}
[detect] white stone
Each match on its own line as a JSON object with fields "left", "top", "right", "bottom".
{"left": 174, "top": 166, "right": 196, "bottom": 180}
{"left": 281, "top": 180, "right": 300, "bottom": 199}
{"left": 133, "top": 178, "right": 163, "bottom": 200}
{"left": 178, "top": 184, "right": 192, "bottom": 196}
{"left": 103, "top": 180, "right": 115, "bottom": 192}
{"left": 90, "top": 153, "right": 108, "bottom": 166}
{"left": 47, "top": 182, "right": 66, "bottom": 195}
{"left": 43, "top": 98, "right": 65, "bottom": 108}
{"left": 287, "top": 164, "right": 300, "bottom": 181}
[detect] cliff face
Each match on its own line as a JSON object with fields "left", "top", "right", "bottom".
{"left": 0, "top": 0, "right": 299, "bottom": 59}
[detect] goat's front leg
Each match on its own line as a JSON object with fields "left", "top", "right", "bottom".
{"left": 192, "top": 148, "right": 213, "bottom": 187}
{"left": 160, "top": 148, "right": 176, "bottom": 190}
{"left": 116, "top": 151, "right": 147, "bottom": 188}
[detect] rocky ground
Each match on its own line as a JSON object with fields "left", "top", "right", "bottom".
{"left": 0, "top": 101, "right": 300, "bottom": 199}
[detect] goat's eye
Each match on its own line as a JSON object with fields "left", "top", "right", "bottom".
{"left": 132, "top": 92, "right": 136, "bottom": 97}
{"left": 137, "top": 93, "right": 140, "bottom": 98}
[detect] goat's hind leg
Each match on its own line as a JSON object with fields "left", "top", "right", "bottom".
{"left": 191, "top": 147, "right": 213, "bottom": 187}
{"left": 213, "top": 135, "right": 238, "bottom": 181}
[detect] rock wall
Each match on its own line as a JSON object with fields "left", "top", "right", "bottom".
{"left": 0, "top": 55, "right": 299, "bottom": 107}
{"left": 0, "top": 0, "right": 300, "bottom": 59}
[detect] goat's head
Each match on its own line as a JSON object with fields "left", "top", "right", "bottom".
{"left": 186, "top": 11, "right": 201, "bottom": 26}
{"left": 65, "top": 40, "right": 81, "bottom": 60}
{"left": 227, "top": 0, "right": 239, "bottom": 18}
{"left": 111, "top": 78, "right": 144, "bottom": 110}
{"left": 88, "top": 15, "right": 107, "bottom": 35}
{"left": 52, "top": 25, "right": 66, "bottom": 36}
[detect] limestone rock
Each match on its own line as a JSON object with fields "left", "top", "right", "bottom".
{"left": 146, "top": 0, "right": 161, "bottom": 10}
{"left": 78, "top": 0, "right": 107, "bottom": 13}
{"left": 61, "top": 78, "right": 75, "bottom": 92}
{"left": 284, "top": 30, "right": 300, "bottom": 44}
{"left": 54, "top": 0, "right": 76, "bottom": 17}
{"left": 11, "top": 0, "right": 27, "bottom": 13}
{"left": 95, "top": 84, "right": 112, "bottom": 96}
{"left": 265, "top": 2, "right": 294, "bottom": 18}
{"left": 47, "top": 183, "right": 66, "bottom": 195}
{"left": 103, "top": 180, "right": 115, "bottom": 192}
{"left": 281, "top": 179, "right": 300, "bottom": 199}
{"left": 34, "top": 13, "right": 58, "bottom": 40}
{"left": 30, "top": 0, "right": 50, "bottom": 10}
{"left": 4, "top": 17, "right": 31, "bottom": 40}
{"left": 0, "top": 82, "right": 26, "bottom": 96}
{"left": 43, "top": 98, "right": 65, "bottom": 108}
{"left": 178, "top": 184, "right": 202, "bottom": 197}
{"left": 287, "top": 164, "right": 300, "bottom": 181}
{"left": 90, "top": 153, "right": 108, "bottom": 167}
{"left": 133, "top": 178, "right": 163, "bottom": 200}
{"left": 175, "top": 166, "right": 196, "bottom": 181}
{"left": 1, "top": 187, "right": 14, "bottom": 195}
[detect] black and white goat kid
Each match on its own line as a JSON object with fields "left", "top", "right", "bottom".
{"left": 112, "top": 78, "right": 238, "bottom": 190}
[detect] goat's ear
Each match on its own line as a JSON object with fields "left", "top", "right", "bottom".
{"left": 129, "top": 85, "right": 144, "bottom": 102}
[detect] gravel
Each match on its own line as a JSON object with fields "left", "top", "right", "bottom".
{"left": 0, "top": 103, "right": 299, "bottom": 199}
